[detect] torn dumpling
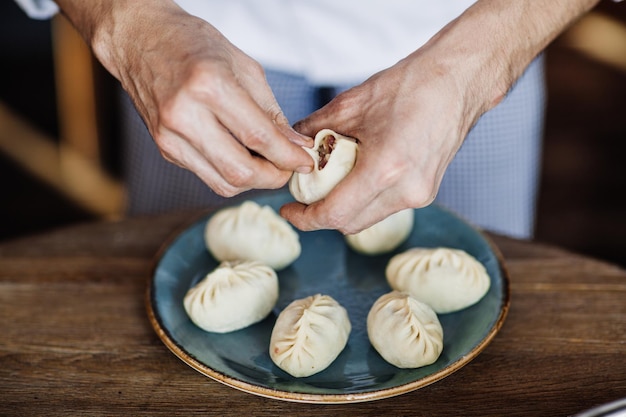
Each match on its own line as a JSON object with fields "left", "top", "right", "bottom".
{"left": 289, "top": 129, "right": 358, "bottom": 204}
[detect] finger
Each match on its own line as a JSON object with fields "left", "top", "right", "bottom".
{"left": 335, "top": 189, "right": 415, "bottom": 233}
{"left": 292, "top": 105, "right": 337, "bottom": 139}
{"left": 292, "top": 88, "right": 360, "bottom": 138}
{"left": 280, "top": 164, "right": 387, "bottom": 234}
{"left": 202, "top": 123, "right": 295, "bottom": 190}
{"left": 281, "top": 180, "right": 410, "bottom": 234}
{"left": 212, "top": 80, "right": 314, "bottom": 173}
{"left": 276, "top": 116, "right": 314, "bottom": 148}
{"left": 242, "top": 78, "right": 314, "bottom": 148}
{"left": 157, "top": 125, "right": 291, "bottom": 196}
{"left": 159, "top": 95, "right": 298, "bottom": 190}
{"left": 158, "top": 128, "right": 246, "bottom": 197}
{"left": 280, "top": 192, "right": 387, "bottom": 235}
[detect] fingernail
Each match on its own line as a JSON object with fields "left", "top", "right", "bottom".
{"left": 296, "top": 165, "right": 313, "bottom": 174}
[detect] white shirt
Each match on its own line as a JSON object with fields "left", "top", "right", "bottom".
{"left": 17, "top": 0, "right": 474, "bottom": 84}
{"left": 179, "top": 1, "right": 474, "bottom": 84}
{"left": 14, "top": 0, "right": 58, "bottom": 19}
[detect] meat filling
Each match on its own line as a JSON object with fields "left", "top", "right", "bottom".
{"left": 318, "top": 135, "right": 336, "bottom": 170}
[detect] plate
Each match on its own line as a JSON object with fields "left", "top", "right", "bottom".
{"left": 146, "top": 190, "right": 510, "bottom": 403}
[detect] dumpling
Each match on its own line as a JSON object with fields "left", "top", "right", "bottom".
{"left": 184, "top": 260, "right": 278, "bottom": 333}
{"left": 269, "top": 294, "right": 351, "bottom": 377}
{"left": 386, "top": 247, "right": 491, "bottom": 313}
{"left": 204, "top": 200, "right": 301, "bottom": 270}
{"left": 289, "top": 129, "right": 358, "bottom": 204}
{"left": 367, "top": 291, "right": 443, "bottom": 369}
{"left": 345, "top": 209, "right": 414, "bottom": 255}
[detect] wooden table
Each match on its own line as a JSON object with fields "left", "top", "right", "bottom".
{"left": 1, "top": 211, "right": 625, "bottom": 416}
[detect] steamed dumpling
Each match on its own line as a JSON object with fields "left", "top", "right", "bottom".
{"left": 367, "top": 291, "right": 443, "bottom": 369}
{"left": 184, "top": 260, "right": 278, "bottom": 333}
{"left": 345, "top": 209, "right": 414, "bottom": 255}
{"left": 289, "top": 129, "right": 358, "bottom": 204}
{"left": 386, "top": 247, "right": 491, "bottom": 313}
{"left": 269, "top": 294, "right": 351, "bottom": 378}
{"left": 205, "top": 200, "right": 301, "bottom": 270}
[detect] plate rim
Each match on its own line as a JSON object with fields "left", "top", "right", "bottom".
{"left": 145, "top": 194, "right": 511, "bottom": 404}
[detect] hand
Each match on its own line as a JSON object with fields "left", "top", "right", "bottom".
{"left": 278, "top": 1, "right": 514, "bottom": 234}
{"left": 281, "top": 0, "right": 600, "bottom": 234}
{"left": 280, "top": 51, "right": 474, "bottom": 234}
{"left": 281, "top": 5, "right": 505, "bottom": 234}
{"left": 79, "top": 1, "right": 314, "bottom": 197}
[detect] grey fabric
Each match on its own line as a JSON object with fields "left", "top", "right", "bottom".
{"left": 120, "top": 57, "right": 545, "bottom": 238}
{"left": 435, "top": 56, "right": 545, "bottom": 238}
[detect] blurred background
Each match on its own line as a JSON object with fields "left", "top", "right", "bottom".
{"left": 1, "top": 1, "right": 625, "bottom": 266}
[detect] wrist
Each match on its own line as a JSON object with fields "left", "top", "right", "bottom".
{"left": 411, "top": 0, "right": 601, "bottom": 125}
{"left": 54, "top": 0, "right": 183, "bottom": 81}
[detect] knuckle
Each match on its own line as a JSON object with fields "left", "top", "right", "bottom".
{"left": 221, "top": 164, "right": 255, "bottom": 189}
{"left": 189, "top": 62, "right": 233, "bottom": 102}
{"left": 370, "top": 156, "right": 438, "bottom": 208}
{"left": 156, "top": 94, "right": 192, "bottom": 135}
{"left": 247, "top": 60, "right": 266, "bottom": 79}
{"left": 211, "top": 183, "right": 240, "bottom": 198}
{"left": 367, "top": 158, "right": 439, "bottom": 209}
{"left": 158, "top": 98, "right": 182, "bottom": 131}
{"left": 241, "top": 128, "right": 271, "bottom": 149}
{"left": 154, "top": 133, "right": 181, "bottom": 163}
{"left": 376, "top": 160, "right": 408, "bottom": 189}
{"left": 187, "top": 60, "right": 226, "bottom": 89}
{"left": 339, "top": 224, "right": 360, "bottom": 235}
{"left": 324, "top": 210, "right": 350, "bottom": 231}
{"left": 267, "top": 172, "right": 291, "bottom": 190}
{"left": 405, "top": 182, "right": 438, "bottom": 208}
{"left": 328, "top": 88, "right": 361, "bottom": 116}
{"left": 159, "top": 65, "right": 224, "bottom": 126}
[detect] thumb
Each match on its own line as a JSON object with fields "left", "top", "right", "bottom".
{"left": 275, "top": 115, "right": 314, "bottom": 147}
{"left": 293, "top": 105, "right": 336, "bottom": 138}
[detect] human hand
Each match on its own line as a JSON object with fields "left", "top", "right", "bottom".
{"left": 281, "top": 0, "right": 600, "bottom": 234}
{"left": 86, "top": 1, "right": 314, "bottom": 196}
{"left": 280, "top": 9, "right": 512, "bottom": 234}
{"left": 280, "top": 58, "right": 470, "bottom": 233}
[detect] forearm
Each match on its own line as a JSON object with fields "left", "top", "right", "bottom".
{"left": 52, "top": 0, "right": 184, "bottom": 81}
{"left": 405, "top": 0, "right": 601, "bottom": 128}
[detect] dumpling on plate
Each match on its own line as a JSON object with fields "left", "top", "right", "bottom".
{"left": 184, "top": 260, "right": 278, "bottom": 333}
{"left": 367, "top": 291, "right": 443, "bottom": 369}
{"left": 345, "top": 208, "right": 414, "bottom": 255}
{"left": 386, "top": 247, "right": 491, "bottom": 313}
{"left": 204, "top": 200, "right": 301, "bottom": 270}
{"left": 269, "top": 294, "right": 351, "bottom": 378}
{"left": 289, "top": 129, "right": 358, "bottom": 204}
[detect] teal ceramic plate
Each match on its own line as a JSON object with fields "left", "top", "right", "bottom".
{"left": 147, "top": 190, "right": 510, "bottom": 403}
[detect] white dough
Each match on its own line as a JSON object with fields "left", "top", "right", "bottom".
{"left": 367, "top": 291, "right": 443, "bottom": 369}
{"left": 386, "top": 247, "right": 491, "bottom": 313}
{"left": 269, "top": 294, "right": 351, "bottom": 378}
{"left": 204, "top": 200, "right": 301, "bottom": 270}
{"left": 184, "top": 260, "right": 279, "bottom": 333}
{"left": 289, "top": 129, "right": 358, "bottom": 204}
{"left": 345, "top": 209, "right": 414, "bottom": 255}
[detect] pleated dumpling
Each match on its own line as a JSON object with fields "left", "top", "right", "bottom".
{"left": 204, "top": 200, "right": 301, "bottom": 270}
{"left": 289, "top": 129, "right": 358, "bottom": 204}
{"left": 386, "top": 247, "right": 490, "bottom": 313}
{"left": 184, "top": 260, "right": 278, "bottom": 333}
{"left": 345, "top": 209, "right": 414, "bottom": 255}
{"left": 367, "top": 291, "right": 443, "bottom": 369}
{"left": 269, "top": 294, "right": 351, "bottom": 377}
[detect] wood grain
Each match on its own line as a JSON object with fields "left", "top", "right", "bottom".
{"left": 0, "top": 213, "right": 624, "bottom": 416}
